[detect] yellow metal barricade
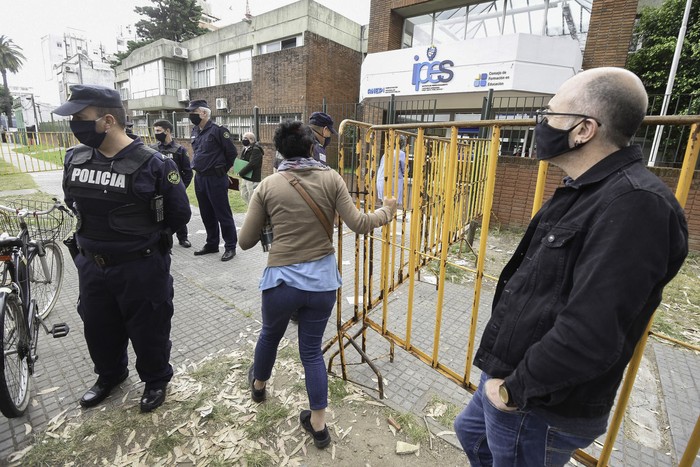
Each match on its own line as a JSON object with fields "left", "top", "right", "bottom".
{"left": 326, "top": 116, "right": 699, "bottom": 467}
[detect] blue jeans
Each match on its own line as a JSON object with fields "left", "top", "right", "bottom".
{"left": 253, "top": 282, "right": 336, "bottom": 410}
{"left": 454, "top": 373, "right": 607, "bottom": 466}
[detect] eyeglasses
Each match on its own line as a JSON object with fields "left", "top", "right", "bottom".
{"left": 535, "top": 109, "right": 602, "bottom": 127}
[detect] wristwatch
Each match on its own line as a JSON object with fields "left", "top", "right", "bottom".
{"left": 498, "top": 382, "right": 517, "bottom": 408}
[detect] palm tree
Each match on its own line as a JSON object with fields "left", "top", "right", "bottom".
{"left": 0, "top": 35, "right": 26, "bottom": 118}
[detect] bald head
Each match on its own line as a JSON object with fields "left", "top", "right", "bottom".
{"left": 560, "top": 67, "right": 648, "bottom": 148}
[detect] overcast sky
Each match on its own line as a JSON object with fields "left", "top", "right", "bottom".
{"left": 3, "top": 0, "right": 371, "bottom": 105}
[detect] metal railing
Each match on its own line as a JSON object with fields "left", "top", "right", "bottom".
{"left": 325, "top": 115, "right": 699, "bottom": 466}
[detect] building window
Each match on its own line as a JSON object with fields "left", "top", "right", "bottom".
{"left": 163, "top": 61, "right": 184, "bottom": 96}
{"left": 402, "top": 1, "right": 592, "bottom": 50}
{"left": 222, "top": 49, "right": 252, "bottom": 84}
{"left": 129, "top": 60, "right": 161, "bottom": 99}
{"left": 118, "top": 82, "right": 129, "bottom": 100}
{"left": 259, "top": 35, "right": 303, "bottom": 55}
{"left": 261, "top": 113, "right": 301, "bottom": 125}
{"left": 193, "top": 57, "right": 216, "bottom": 88}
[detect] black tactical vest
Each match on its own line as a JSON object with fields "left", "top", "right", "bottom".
{"left": 65, "top": 144, "right": 163, "bottom": 241}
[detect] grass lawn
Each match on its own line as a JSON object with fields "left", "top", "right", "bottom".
{"left": 11, "top": 144, "right": 65, "bottom": 167}
{"left": 0, "top": 160, "right": 38, "bottom": 191}
{"left": 185, "top": 177, "right": 248, "bottom": 214}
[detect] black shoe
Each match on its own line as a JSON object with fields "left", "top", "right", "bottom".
{"left": 178, "top": 239, "right": 191, "bottom": 248}
{"left": 194, "top": 245, "right": 219, "bottom": 256}
{"left": 300, "top": 410, "right": 331, "bottom": 448}
{"left": 248, "top": 366, "right": 266, "bottom": 403}
{"left": 140, "top": 387, "right": 166, "bottom": 413}
{"left": 290, "top": 311, "right": 299, "bottom": 323}
{"left": 80, "top": 370, "right": 129, "bottom": 408}
{"left": 221, "top": 249, "right": 236, "bottom": 262}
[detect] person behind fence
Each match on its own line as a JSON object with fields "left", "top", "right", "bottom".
{"left": 237, "top": 131, "right": 264, "bottom": 204}
{"left": 151, "top": 119, "right": 193, "bottom": 247}
{"left": 238, "top": 120, "right": 397, "bottom": 449}
{"left": 308, "top": 111, "right": 337, "bottom": 166}
{"left": 376, "top": 134, "right": 407, "bottom": 206}
{"left": 54, "top": 84, "right": 191, "bottom": 413}
{"left": 453, "top": 67, "right": 689, "bottom": 466}
{"left": 187, "top": 99, "right": 238, "bottom": 261}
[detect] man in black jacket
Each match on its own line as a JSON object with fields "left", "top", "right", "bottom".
{"left": 454, "top": 67, "right": 688, "bottom": 466}
{"left": 238, "top": 131, "right": 263, "bottom": 205}
{"left": 152, "top": 119, "right": 193, "bottom": 247}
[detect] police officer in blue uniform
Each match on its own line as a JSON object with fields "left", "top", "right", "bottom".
{"left": 308, "top": 112, "right": 337, "bottom": 166}
{"left": 187, "top": 99, "right": 238, "bottom": 261}
{"left": 151, "top": 119, "right": 193, "bottom": 247}
{"left": 55, "top": 84, "right": 191, "bottom": 413}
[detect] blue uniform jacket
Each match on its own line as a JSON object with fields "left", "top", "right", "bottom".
{"left": 151, "top": 141, "right": 193, "bottom": 187}
{"left": 191, "top": 120, "right": 237, "bottom": 173}
{"left": 474, "top": 145, "right": 688, "bottom": 420}
{"left": 63, "top": 138, "right": 191, "bottom": 254}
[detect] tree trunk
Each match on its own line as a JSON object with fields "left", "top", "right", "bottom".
{"left": 1, "top": 69, "right": 11, "bottom": 119}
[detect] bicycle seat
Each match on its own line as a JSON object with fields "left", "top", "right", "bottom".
{"left": 0, "top": 236, "right": 23, "bottom": 248}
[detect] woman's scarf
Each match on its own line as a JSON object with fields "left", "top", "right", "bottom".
{"left": 277, "top": 156, "right": 330, "bottom": 172}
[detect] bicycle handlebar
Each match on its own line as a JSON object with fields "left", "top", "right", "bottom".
{"left": 0, "top": 198, "right": 70, "bottom": 219}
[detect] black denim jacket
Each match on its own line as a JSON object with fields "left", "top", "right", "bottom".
{"left": 474, "top": 145, "right": 688, "bottom": 419}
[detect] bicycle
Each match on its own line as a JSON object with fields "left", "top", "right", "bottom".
{"left": 0, "top": 198, "right": 73, "bottom": 418}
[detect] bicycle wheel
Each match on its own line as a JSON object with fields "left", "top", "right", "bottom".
{"left": 0, "top": 292, "right": 32, "bottom": 418}
{"left": 29, "top": 241, "right": 64, "bottom": 320}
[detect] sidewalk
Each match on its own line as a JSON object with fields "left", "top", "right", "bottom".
{"left": 0, "top": 168, "right": 698, "bottom": 466}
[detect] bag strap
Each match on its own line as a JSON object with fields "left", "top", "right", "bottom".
{"left": 279, "top": 171, "right": 333, "bottom": 241}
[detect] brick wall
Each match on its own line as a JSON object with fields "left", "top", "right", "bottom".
{"left": 492, "top": 157, "right": 700, "bottom": 252}
{"left": 582, "top": 0, "right": 638, "bottom": 69}
{"left": 252, "top": 47, "right": 308, "bottom": 108}
{"left": 305, "top": 32, "right": 363, "bottom": 105}
{"left": 189, "top": 82, "right": 253, "bottom": 110}
{"left": 369, "top": 0, "right": 431, "bottom": 53}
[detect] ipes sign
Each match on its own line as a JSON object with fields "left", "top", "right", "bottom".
{"left": 411, "top": 46, "right": 454, "bottom": 91}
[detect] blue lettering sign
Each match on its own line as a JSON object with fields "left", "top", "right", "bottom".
{"left": 410, "top": 48, "right": 454, "bottom": 91}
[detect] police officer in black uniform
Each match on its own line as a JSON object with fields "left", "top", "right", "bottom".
{"left": 151, "top": 119, "right": 193, "bottom": 247}
{"left": 308, "top": 111, "right": 338, "bottom": 166}
{"left": 187, "top": 99, "right": 238, "bottom": 261}
{"left": 55, "top": 84, "right": 191, "bottom": 413}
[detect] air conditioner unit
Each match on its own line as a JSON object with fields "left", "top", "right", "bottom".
{"left": 177, "top": 88, "right": 190, "bottom": 102}
{"left": 64, "top": 65, "right": 76, "bottom": 73}
{"left": 173, "top": 46, "right": 189, "bottom": 59}
{"left": 215, "top": 98, "right": 228, "bottom": 110}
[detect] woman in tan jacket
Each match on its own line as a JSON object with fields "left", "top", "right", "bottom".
{"left": 239, "top": 121, "right": 396, "bottom": 448}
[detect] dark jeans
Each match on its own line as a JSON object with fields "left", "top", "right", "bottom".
{"left": 194, "top": 174, "right": 237, "bottom": 250}
{"left": 454, "top": 373, "right": 607, "bottom": 466}
{"left": 253, "top": 282, "right": 336, "bottom": 410}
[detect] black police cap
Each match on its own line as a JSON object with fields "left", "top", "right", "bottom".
{"left": 309, "top": 111, "right": 338, "bottom": 135}
{"left": 53, "top": 84, "right": 122, "bottom": 116}
{"left": 185, "top": 100, "right": 210, "bottom": 112}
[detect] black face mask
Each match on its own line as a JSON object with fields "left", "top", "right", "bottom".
{"left": 242, "top": 139, "right": 250, "bottom": 147}
{"left": 189, "top": 113, "right": 202, "bottom": 126}
{"left": 323, "top": 136, "right": 331, "bottom": 148}
{"left": 70, "top": 119, "right": 107, "bottom": 148}
{"left": 534, "top": 121, "right": 585, "bottom": 160}
{"left": 155, "top": 132, "right": 167, "bottom": 143}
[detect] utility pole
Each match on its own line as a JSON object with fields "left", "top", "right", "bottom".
{"left": 647, "top": 0, "right": 693, "bottom": 167}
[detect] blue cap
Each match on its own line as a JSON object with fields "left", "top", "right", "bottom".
{"left": 309, "top": 112, "right": 337, "bottom": 134}
{"left": 185, "top": 99, "right": 209, "bottom": 112}
{"left": 52, "top": 84, "right": 122, "bottom": 116}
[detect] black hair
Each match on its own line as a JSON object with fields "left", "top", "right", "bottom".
{"left": 94, "top": 107, "right": 127, "bottom": 128}
{"left": 153, "top": 120, "right": 174, "bottom": 132}
{"left": 274, "top": 120, "right": 315, "bottom": 159}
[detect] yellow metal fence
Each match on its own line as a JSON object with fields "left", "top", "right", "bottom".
{"left": 327, "top": 116, "right": 699, "bottom": 467}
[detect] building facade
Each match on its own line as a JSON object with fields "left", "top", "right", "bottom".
{"left": 116, "top": 0, "right": 365, "bottom": 140}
